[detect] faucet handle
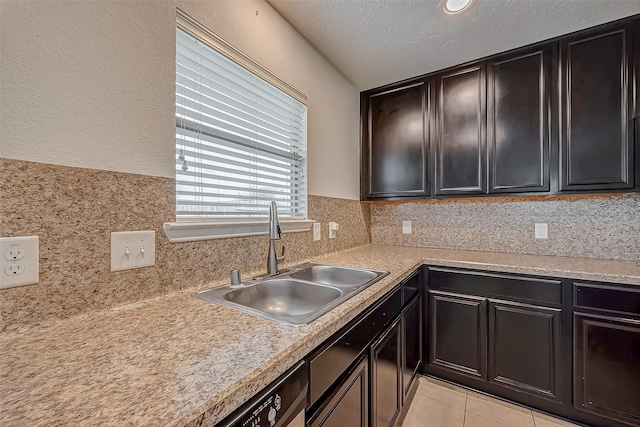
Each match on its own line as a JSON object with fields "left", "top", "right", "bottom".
{"left": 268, "top": 201, "right": 281, "bottom": 240}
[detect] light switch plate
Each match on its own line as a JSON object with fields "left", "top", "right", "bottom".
{"left": 313, "top": 222, "right": 321, "bottom": 241}
{"left": 402, "top": 221, "right": 412, "bottom": 234}
{"left": 535, "top": 223, "right": 548, "bottom": 239}
{"left": 0, "top": 236, "right": 39, "bottom": 288}
{"left": 111, "top": 231, "right": 155, "bottom": 272}
{"left": 328, "top": 222, "right": 339, "bottom": 239}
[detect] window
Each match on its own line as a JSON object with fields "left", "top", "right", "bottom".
{"left": 175, "top": 16, "right": 307, "bottom": 222}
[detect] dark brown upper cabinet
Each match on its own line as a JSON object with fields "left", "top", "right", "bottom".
{"left": 559, "top": 24, "right": 636, "bottom": 191}
{"left": 435, "top": 64, "right": 487, "bottom": 195}
{"left": 487, "top": 48, "right": 551, "bottom": 193}
{"left": 360, "top": 16, "right": 639, "bottom": 201}
{"left": 361, "top": 81, "right": 429, "bottom": 199}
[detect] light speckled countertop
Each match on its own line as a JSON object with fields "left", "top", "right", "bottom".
{"left": 2, "top": 245, "right": 639, "bottom": 427}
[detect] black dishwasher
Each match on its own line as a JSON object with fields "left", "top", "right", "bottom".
{"left": 216, "top": 361, "right": 308, "bottom": 427}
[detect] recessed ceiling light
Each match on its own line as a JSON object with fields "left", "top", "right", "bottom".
{"left": 442, "top": 0, "right": 474, "bottom": 14}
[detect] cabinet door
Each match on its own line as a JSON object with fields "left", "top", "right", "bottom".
{"left": 308, "top": 356, "right": 369, "bottom": 427}
{"left": 428, "top": 290, "right": 487, "bottom": 379}
{"left": 574, "top": 313, "right": 640, "bottom": 426}
{"left": 488, "top": 300, "right": 562, "bottom": 402}
{"left": 402, "top": 295, "right": 422, "bottom": 400}
{"left": 560, "top": 25, "right": 635, "bottom": 191}
{"left": 371, "top": 317, "right": 402, "bottom": 427}
{"left": 435, "top": 64, "right": 487, "bottom": 195}
{"left": 364, "top": 82, "right": 429, "bottom": 199}
{"left": 488, "top": 48, "right": 550, "bottom": 193}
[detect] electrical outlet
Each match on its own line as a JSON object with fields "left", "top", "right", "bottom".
{"left": 402, "top": 221, "right": 412, "bottom": 234}
{"left": 0, "top": 236, "right": 39, "bottom": 289}
{"left": 313, "top": 222, "right": 321, "bottom": 241}
{"left": 4, "top": 247, "right": 25, "bottom": 260}
{"left": 111, "top": 231, "right": 155, "bottom": 272}
{"left": 535, "top": 223, "right": 548, "bottom": 239}
{"left": 5, "top": 264, "right": 26, "bottom": 275}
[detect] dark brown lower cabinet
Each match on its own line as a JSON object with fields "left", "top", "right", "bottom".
{"left": 425, "top": 267, "right": 640, "bottom": 427}
{"left": 371, "top": 317, "right": 402, "bottom": 427}
{"left": 574, "top": 312, "right": 640, "bottom": 426}
{"left": 306, "top": 269, "right": 424, "bottom": 427}
{"left": 428, "top": 290, "right": 564, "bottom": 405}
{"left": 308, "top": 356, "right": 369, "bottom": 427}
{"left": 426, "top": 268, "right": 570, "bottom": 419}
{"left": 428, "top": 290, "right": 487, "bottom": 378}
{"left": 488, "top": 300, "right": 562, "bottom": 402}
{"left": 402, "top": 295, "right": 422, "bottom": 399}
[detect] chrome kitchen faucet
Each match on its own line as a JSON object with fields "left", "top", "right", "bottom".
{"left": 267, "top": 201, "right": 285, "bottom": 276}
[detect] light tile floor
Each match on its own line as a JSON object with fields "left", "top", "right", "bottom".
{"left": 401, "top": 376, "right": 581, "bottom": 427}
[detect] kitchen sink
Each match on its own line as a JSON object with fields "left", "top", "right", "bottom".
{"left": 289, "top": 264, "right": 379, "bottom": 288}
{"left": 194, "top": 263, "right": 388, "bottom": 325}
{"left": 224, "top": 279, "right": 342, "bottom": 316}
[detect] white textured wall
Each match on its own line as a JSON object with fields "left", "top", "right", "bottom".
{"left": 0, "top": 1, "right": 176, "bottom": 178}
{"left": 0, "top": 0, "right": 360, "bottom": 199}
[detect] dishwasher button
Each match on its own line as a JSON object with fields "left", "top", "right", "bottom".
{"left": 274, "top": 394, "right": 282, "bottom": 410}
{"left": 268, "top": 407, "right": 277, "bottom": 425}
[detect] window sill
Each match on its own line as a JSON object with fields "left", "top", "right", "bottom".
{"left": 162, "top": 219, "right": 315, "bottom": 243}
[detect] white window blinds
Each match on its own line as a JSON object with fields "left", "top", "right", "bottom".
{"left": 175, "top": 27, "right": 307, "bottom": 219}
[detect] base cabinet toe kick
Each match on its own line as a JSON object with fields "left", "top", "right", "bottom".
{"left": 424, "top": 267, "right": 640, "bottom": 427}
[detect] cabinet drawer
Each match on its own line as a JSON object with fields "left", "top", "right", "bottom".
{"left": 428, "top": 267, "right": 562, "bottom": 306}
{"left": 574, "top": 282, "right": 640, "bottom": 316}
{"left": 308, "top": 286, "right": 402, "bottom": 407}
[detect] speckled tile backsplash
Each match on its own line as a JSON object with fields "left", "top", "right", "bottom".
{"left": 370, "top": 194, "right": 640, "bottom": 262}
{"left": 0, "top": 159, "right": 370, "bottom": 331}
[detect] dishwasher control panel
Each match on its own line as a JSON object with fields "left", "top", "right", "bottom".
{"left": 241, "top": 393, "right": 280, "bottom": 427}
{"left": 219, "top": 362, "right": 308, "bottom": 427}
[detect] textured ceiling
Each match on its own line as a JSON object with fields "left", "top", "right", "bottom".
{"left": 268, "top": 0, "right": 640, "bottom": 91}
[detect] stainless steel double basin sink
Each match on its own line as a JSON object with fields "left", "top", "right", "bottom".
{"left": 194, "top": 263, "right": 388, "bottom": 325}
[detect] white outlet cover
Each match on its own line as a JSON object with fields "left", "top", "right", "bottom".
{"left": 535, "top": 223, "right": 549, "bottom": 239}
{"left": 0, "top": 236, "right": 39, "bottom": 289}
{"left": 402, "top": 221, "right": 412, "bottom": 234}
{"left": 111, "top": 231, "right": 155, "bottom": 272}
{"left": 313, "top": 222, "right": 321, "bottom": 241}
